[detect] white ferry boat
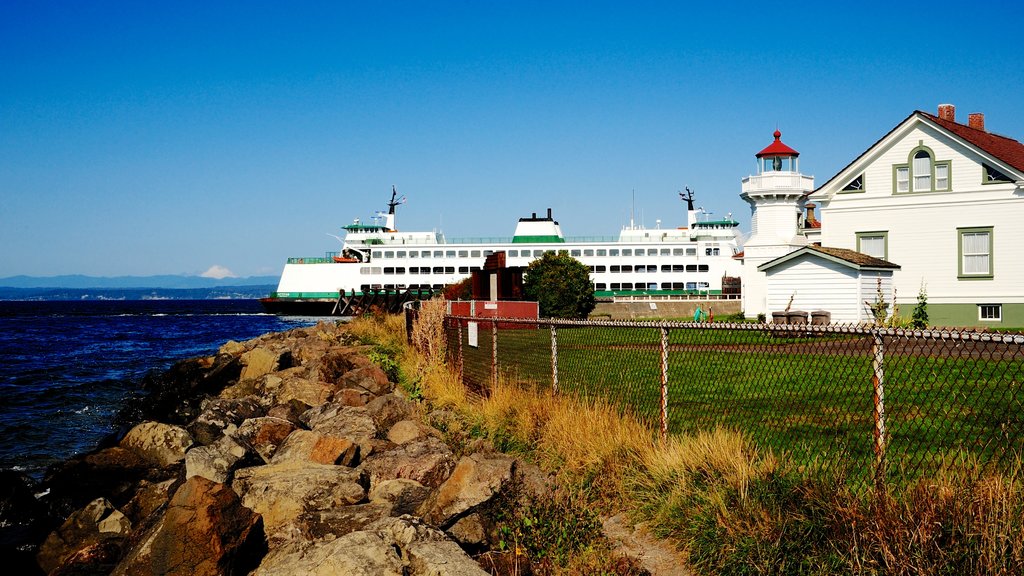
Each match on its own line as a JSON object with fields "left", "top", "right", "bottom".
{"left": 261, "top": 189, "right": 744, "bottom": 314}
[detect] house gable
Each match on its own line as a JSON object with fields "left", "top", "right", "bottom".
{"left": 811, "top": 111, "right": 1024, "bottom": 203}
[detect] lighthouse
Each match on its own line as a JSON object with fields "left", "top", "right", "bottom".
{"left": 739, "top": 130, "right": 815, "bottom": 319}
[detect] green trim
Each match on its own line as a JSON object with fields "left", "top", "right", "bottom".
{"left": 839, "top": 173, "right": 865, "bottom": 194}
{"left": 511, "top": 235, "right": 565, "bottom": 243}
{"left": 957, "top": 226, "right": 994, "bottom": 279}
{"left": 982, "top": 163, "right": 1015, "bottom": 185}
{"left": 594, "top": 289, "right": 724, "bottom": 297}
{"left": 924, "top": 303, "right": 1024, "bottom": 328}
{"left": 892, "top": 143, "right": 952, "bottom": 194}
{"left": 856, "top": 231, "right": 889, "bottom": 260}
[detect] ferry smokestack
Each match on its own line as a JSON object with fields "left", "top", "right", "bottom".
{"left": 547, "top": 208, "right": 552, "bottom": 219}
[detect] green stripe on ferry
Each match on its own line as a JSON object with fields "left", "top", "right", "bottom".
{"left": 511, "top": 235, "right": 565, "bottom": 243}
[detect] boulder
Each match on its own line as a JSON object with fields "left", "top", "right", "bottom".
{"left": 369, "top": 516, "right": 489, "bottom": 576}
{"left": 266, "top": 399, "right": 311, "bottom": 425}
{"left": 334, "top": 387, "right": 371, "bottom": 406}
{"left": 234, "top": 417, "right": 298, "bottom": 462}
{"left": 120, "top": 421, "right": 193, "bottom": 467}
{"left": 313, "top": 349, "right": 372, "bottom": 384}
{"left": 420, "top": 452, "right": 516, "bottom": 528}
{"left": 253, "top": 530, "right": 404, "bottom": 576}
{"left": 253, "top": 516, "right": 487, "bottom": 576}
{"left": 185, "top": 435, "right": 251, "bottom": 484}
{"left": 189, "top": 396, "right": 265, "bottom": 446}
{"left": 387, "top": 419, "right": 440, "bottom": 445}
{"left": 122, "top": 478, "right": 177, "bottom": 525}
{"left": 232, "top": 462, "right": 367, "bottom": 540}
{"left": 219, "top": 340, "right": 247, "bottom": 356}
{"left": 240, "top": 347, "right": 292, "bottom": 381}
{"left": 447, "top": 513, "right": 488, "bottom": 548}
{"left": 368, "top": 478, "right": 432, "bottom": 517}
{"left": 271, "top": 430, "right": 360, "bottom": 467}
{"left": 274, "top": 375, "right": 335, "bottom": 406}
{"left": 40, "top": 446, "right": 172, "bottom": 522}
{"left": 359, "top": 436, "right": 456, "bottom": 490}
{"left": 37, "top": 498, "right": 131, "bottom": 575}
{"left": 365, "top": 394, "right": 417, "bottom": 432}
{"left": 338, "top": 365, "right": 393, "bottom": 396}
{"left": 294, "top": 502, "right": 393, "bottom": 543}
{"left": 112, "top": 476, "right": 264, "bottom": 576}
{"left": 303, "top": 405, "right": 378, "bottom": 455}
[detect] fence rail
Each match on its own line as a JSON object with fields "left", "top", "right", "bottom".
{"left": 438, "top": 315, "right": 1024, "bottom": 489}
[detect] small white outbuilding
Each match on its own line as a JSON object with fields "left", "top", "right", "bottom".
{"left": 757, "top": 245, "right": 900, "bottom": 324}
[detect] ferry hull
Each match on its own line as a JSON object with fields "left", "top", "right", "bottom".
{"left": 259, "top": 297, "right": 341, "bottom": 316}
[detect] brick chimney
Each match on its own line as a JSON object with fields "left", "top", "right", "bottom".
{"left": 804, "top": 203, "right": 818, "bottom": 228}
{"left": 968, "top": 112, "right": 985, "bottom": 131}
{"left": 937, "top": 104, "right": 956, "bottom": 122}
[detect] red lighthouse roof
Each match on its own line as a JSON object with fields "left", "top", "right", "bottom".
{"left": 756, "top": 129, "right": 799, "bottom": 158}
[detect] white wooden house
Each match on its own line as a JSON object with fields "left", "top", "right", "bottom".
{"left": 808, "top": 105, "right": 1024, "bottom": 327}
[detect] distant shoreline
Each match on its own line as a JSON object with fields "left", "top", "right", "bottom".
{"left": 0, "top": 286, "right": 276, "bottom": 301}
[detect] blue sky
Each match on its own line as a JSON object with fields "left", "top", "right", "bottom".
{"left": 2, "top": 0, "right": 1022, "bottom": 278}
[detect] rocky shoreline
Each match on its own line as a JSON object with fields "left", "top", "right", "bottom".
{"left": 3, "top": 321, "right": 560, "bottom": 575}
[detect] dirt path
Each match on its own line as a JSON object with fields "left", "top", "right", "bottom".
{"left": 602, "top": 513, "right": 693, "bottom": 575}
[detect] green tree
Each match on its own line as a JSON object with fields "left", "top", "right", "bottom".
{"left": 523, "top": 251, "right": 596, "bottom": 319}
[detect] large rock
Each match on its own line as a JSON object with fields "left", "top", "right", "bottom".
{"left": 189, "top": 396, "right": 265, "bottom": 446}
{"left": 271, "top": 430, "right": 360, "bottom": 467}
{"left": 420, "top": 452, "right": 516, "bottom": 528}
{"left": 370, "top": 516, "right": 489, "bottom": 576}
{"left": 185, "top": 435, "right": 251, "bottom": 484}
{"left": 232, "top": 462, "right": 367, "bottom": 540}
{"left": 365, "top": 394, "right": 417, "bottom": 433}
{"left": 120, "top": 421, "right": 193, "bottom": 467}
{"left": 253, "top": 530, "right": 404, "bottom": 576}
{"left": 303, "top": 404, "right": 379, "bottom": 455}
{"left": 369, "top": 479, "right": 432, "bottom": 516}
{"left": 112, "top": 476, "right": 264, "bottom": 576}
{"left": 387, "top": 419, "right": 441, "bottom": 445}
{"left": 273, "top": 375, "right": 335, "bottom": 406}
{"left": 253, "top": 516, "right": 487, "bottom": 576}
{"left": 338, "top": 365, "right": 394, "bottom": 396}
{"left": 359, "top": 436, "right": 456, "bottom": 489}
{"left": 240, "top": 347, "right": 292, "bottom": 381}
{"left": 37, "top": 498, "right": 131, "bottom": 575}
{"left": 234, "top": 416, "right": 297, "bottom": 462}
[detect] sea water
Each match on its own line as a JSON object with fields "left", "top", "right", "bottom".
{"left": 0, "top": 300, "right": 321, "bottom": 479}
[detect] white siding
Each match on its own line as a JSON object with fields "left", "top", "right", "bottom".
{"left": 813, "top": 118, "right": 1024, "bottom": 309}
{"left": 764, "top": 255, "right": 862, "bottom": 323}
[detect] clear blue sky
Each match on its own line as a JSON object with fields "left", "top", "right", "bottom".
{"left": 3, "top": 0, "right": 1022, "bottom": 278}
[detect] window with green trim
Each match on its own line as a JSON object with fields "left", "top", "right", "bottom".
{"left": 893, "top": 144, "right": 951, "bottom": 193}
{"left": 984, "top": 163, "right": 1013, "bottom": 183}
{"left": 958, "top": 227, "right": 993, "bottom": 279}
{"left": 856, "top": 231, "right": 888, "bottom": 259}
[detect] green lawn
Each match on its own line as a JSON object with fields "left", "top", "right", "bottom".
{"left": 450, "top": 324, "right": 1024, "bottom": 486}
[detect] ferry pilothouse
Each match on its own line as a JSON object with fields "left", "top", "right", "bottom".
{"left": 261, "top": 188, "right": 744, "bottom": 314}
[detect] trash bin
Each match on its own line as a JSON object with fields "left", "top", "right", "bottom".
{"left": 810, "top": 310, "right": 831, "bottom": 325}
{"left": 787, "top": 310, "right": 808, "bottom": 325}
{"left": 772, "top": 311, "right": 789, "bottom": 324}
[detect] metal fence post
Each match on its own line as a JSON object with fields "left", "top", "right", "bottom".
{"left": 660, "top": 326, "right": 670, "bottom": 442}
{"left": 491, "top": 318, "right": 498, "bottom": 390}
{"left": 871, "top": 330, "right": 888, "bottom": 492}
{"left": 456, "top": 318, "right": 464, "bottom": 385}
{"left": 550, "top": 323, "right": 559, "bottom": 394}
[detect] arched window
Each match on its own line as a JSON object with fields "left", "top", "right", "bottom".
{"left": 913, "top": 150, "right": 932, "bottom": 190}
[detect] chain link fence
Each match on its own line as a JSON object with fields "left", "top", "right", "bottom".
{"left": 440, "top": 315, "right": 1024, "bottom": 489}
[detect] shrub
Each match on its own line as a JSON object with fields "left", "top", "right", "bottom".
{"left": 523, "top": 252, "right": 596, "bottom": 319}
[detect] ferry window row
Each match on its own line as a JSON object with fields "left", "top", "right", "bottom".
{"left": 374, "top": 250, "right": 496, "bottom": 259}
{"left": 372, "top": 266, "right": 483, "bottom": 275}
{"left": 595, "top": 282, "right": 711, "bottom": 291}
{"left": 369, "top": 247, "right": 714, "bottom": 259}
{"left": 589, "top": 264, "right": 710, "bottom": 273}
